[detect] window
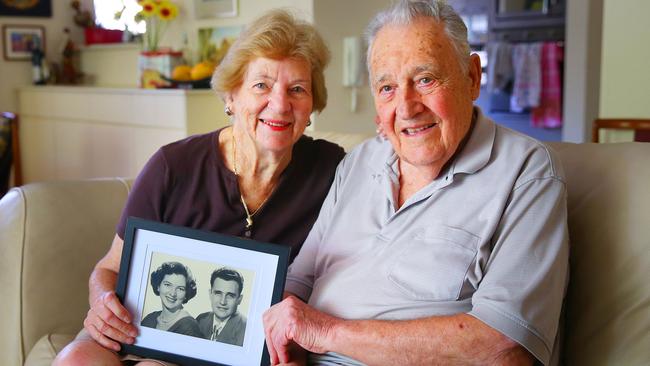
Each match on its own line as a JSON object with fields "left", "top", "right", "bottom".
{"left": 93, "top": 0, "right": 145, "bottom": 34}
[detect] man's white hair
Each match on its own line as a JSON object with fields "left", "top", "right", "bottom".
{"left": 364, "top": 0, "right": 471, "bottom": 73}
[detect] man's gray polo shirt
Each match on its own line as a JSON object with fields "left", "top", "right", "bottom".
{"left": 285, "top": 108, "right": 569, "bottom": 365}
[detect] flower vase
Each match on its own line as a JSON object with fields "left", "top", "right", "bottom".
{"left": 138, "top": 50, "right": 183, "bottom": 89}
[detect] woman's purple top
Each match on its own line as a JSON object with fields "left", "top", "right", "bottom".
{"left": 116, "top": 128, "right": 345, "bottom": 262}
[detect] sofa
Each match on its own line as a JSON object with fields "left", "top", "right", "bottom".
{"left": 1, "top": 133, "right": 648, "bottom": 366}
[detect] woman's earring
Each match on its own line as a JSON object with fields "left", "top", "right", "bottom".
{"left": 225, "top": 106, "right": 233, "bottom": 116}
{"left": 306, "top": 120, "right": 312, "bottom": 127}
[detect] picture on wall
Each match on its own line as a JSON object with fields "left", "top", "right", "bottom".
{"left": 0, "top": 0, "right": 52, "bottom": 17}
{"left": 197, "top": 25, "right": 242, "bottom": 65}
{"left": 194, "top": 0, "right": 237, "bottom": 19}
{"left": 116, "top": 217, "right": 290, "bottom": 366}
{"left": 2, "top": 24, "right": 45, "bottom": 61}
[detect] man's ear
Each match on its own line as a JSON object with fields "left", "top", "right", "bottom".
{"left": 236, "top": 294, "right": 243, "bottom": 305}
{"left": 467, "top": 53, "right": 482, "bottom": 101}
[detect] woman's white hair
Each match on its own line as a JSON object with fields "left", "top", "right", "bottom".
{"left": 364, "top": 0, "right": 470, "bottom": 72}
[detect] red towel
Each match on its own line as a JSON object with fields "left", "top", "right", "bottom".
{"left": 531, "top": 42, "right": 563, "bottom": 128}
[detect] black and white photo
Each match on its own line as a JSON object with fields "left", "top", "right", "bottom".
{"left": 116, "top": 217, "right": 289, "bottom": 366}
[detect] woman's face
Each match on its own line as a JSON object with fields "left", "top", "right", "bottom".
{"left": 158, "top": 273, "right": 187, "bottom": 311}
{"left": 228, "top": 57, "right": 313, "bottom": 153}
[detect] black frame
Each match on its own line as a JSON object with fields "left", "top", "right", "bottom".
{"left": 116, "top": 217, "right": 290, "bottom": 366}
{"left": 0, "top": 0, "right": 51, "bottom": 17}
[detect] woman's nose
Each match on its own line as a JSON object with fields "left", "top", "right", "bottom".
{"left": 268, "top": 88, "right": 290, "bottom": 114}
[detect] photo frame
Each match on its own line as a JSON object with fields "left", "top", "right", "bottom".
{"left": 116, "top": 217, "right": 291, "bottom": 366}
{"left": 198, "top": 25, "right": 242, "bottom": 65}
{"left": 2, "top": 25, "right": 45, "bottom": 61}
{"left": 194, "top": 0, "right": 238, "bottom": 19}
{"left": 0, "top": 0, "right": 51, "bottom": 17}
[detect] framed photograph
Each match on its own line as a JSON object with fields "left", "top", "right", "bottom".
{"left": 0, "top": 0, "right": 51, "bottom": 17}
{"left": 116, "top": 217, "right": 291, "bottom": 366}
{"left": 194, "top": 0, "right": 238, "bottom": 19}
{"left": 198, "top": 25, "right": 242, "bottom": 65}
{"left": 2, "top": 25, "right": 45, "bottom": 61}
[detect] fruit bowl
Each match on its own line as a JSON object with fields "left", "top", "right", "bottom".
{"left": 161, "top": 76, "right": 211, "bottom": 89}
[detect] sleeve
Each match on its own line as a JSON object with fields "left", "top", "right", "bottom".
{"left": 116, "top": 148, "right": 170, "bottom": 239}
{"left": 284, "top": 156, "right": 346, "bottom": 301}
{"left": 468, "top": 176, "right": 569, "bottom": 365}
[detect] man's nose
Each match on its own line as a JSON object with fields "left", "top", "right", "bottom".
{"left": 268, "top": 87, "right": 291, "bottom": 115}
{"left": 396, "top": 87, "right": 423, "bottom": 119}
{"left": 219, "top": 295, "right": 227, "bottom": 305}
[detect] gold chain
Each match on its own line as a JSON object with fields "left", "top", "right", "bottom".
{"left": 231, "top": 128, "right": 273, "bottom": 235}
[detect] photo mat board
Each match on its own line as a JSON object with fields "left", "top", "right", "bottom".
{"left": 116, "top": 217, "right": 290, "bottom": 366}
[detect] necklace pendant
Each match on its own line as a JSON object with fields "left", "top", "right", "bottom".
{"left": 245, "top": 216, "right": 253, "bottom": 228}
{"left": 244, "top": 229, "right": 251, "bottom": 238}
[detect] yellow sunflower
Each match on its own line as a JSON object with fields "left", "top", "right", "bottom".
{"left": 157, "top": 1, "right": 179, "bottom": 21}
{"left": 138, "top": 0, "right": 157, "bottom": 18}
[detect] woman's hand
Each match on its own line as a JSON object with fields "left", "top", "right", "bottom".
{"left": 83, "top": 290, "right": 137, "bottom": 351}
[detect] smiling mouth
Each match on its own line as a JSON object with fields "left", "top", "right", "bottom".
{"left": 165, "top": 296, "right": 177, "bottom": 302}
{"left": 259, "top": 119, "right": 291, "bottom": 129}
{"left": 402, "top": 123, "right": 437, "bottom": 136}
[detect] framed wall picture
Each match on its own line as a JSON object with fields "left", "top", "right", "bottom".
{"left": 2, "top": 24, "right": 45, "bottom": 61}
{"left": 0, "top": 0, "right": 52, "bottom": 17}
{"left": 198, "top": 25, "right": 242, "bottom": 65}
{"left": 194, "top": 0, "right": 238, "bottom": 19}
{"left": 116, "top": 217, "right": 290, "bottom": 366}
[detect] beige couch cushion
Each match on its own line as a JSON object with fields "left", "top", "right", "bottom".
{"left": 0, "top": 178, "right": 132, "bottom": 366}
{"left": 549, "top": 142, "right": 650, "bottom": 365}
{"left": 24, "top": 334, "right": 76, "bottom": 366}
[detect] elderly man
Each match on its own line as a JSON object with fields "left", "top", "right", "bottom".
{"left": 263, "top": 1, "right": 569, "bottom": 365}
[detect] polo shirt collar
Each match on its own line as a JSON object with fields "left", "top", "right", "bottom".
{"left": 447, "top": 107, "right": 496, "bottom": 177}
{"left": 370, "top": 106, "right": 495, "bottom": 179}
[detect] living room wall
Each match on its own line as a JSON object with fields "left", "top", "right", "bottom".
{"left": 599, "top": 0, "right": 650, "bottom": 118}
{"left": 0, "top": 1, "right": 84, "bottom": 112}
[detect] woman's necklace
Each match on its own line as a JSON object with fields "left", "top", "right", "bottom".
{"left": 231, "top": 131, "right": 274, "bottom": 237}
{"left": 157, "top": 309, "right": 182, "bottom": 327}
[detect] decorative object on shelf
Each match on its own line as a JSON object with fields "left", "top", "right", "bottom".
{"left": 193, "top": 0, "right": 237, "bottom": 19}
{"left": 70, "top": 0, "right": 93, "bottom": 28}
{"left": 57, "top": 28, "right": 83, "bottom": 85}
{"left": 2, "top": 24, "right": 45, "bottom": 62}
{"left": 139, "top": 50, "right": 183, "bottom": 89}
{"left": 137, "top": 0, "right": 179, "bottom": 52}
{"left": 0, "top": 0, "right": 51, "bottom": 17}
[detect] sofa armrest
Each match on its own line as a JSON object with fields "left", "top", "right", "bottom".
{"left": 0, "top": 178, "right": 132, "bottom": 366}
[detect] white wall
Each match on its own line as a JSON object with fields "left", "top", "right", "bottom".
{"left": 312, "top": 0, "right": 391, "bottom": 134}
{"left": 169, "top": 0, "right": 313, "bottom": 63}
{"left": 0, "top": 1, "right": 84, "bottom": 112}
{"left": 562, "top": 0, "right": 603, "bottom": 142}
{"left": 599, "top": 0, "right": 650, "bottom": 118}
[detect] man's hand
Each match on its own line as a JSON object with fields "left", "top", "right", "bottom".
{"left": 263, "top": 295, "right": 338, "bottom": 365}
{"left": 83, "top": 290, "right": 137, "bottom": 351}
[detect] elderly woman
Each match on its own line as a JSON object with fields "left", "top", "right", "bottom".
{"left": 53, "top": 9, "right": 344, "bottom": 366}
{"left": 141, "top": 262, "right": 202, "bottom": 338}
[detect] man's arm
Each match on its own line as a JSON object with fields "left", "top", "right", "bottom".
{"left": 83, "top": 234, "right": 138, "bottom": 351}
{"left": 264, "top": 295, "right": 534, "bottom": 366}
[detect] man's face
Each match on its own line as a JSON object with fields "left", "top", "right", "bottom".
{"left": 209, "top": 278, "right": 242, "bottom": 321}
{"left": 369, "top": 17, "right": 481, "bottom": 172}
